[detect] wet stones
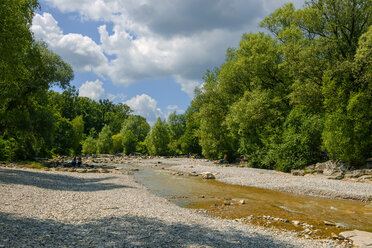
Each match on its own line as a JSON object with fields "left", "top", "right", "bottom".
{"left": 201, "top": 172, "right": 216, "bottom": 179}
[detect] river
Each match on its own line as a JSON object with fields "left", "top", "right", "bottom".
{"left": 130, "top": 166, "right": 372, "bottom": 239}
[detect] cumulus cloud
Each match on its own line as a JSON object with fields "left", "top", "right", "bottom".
{"left": 35, "top": 0, "right": 306, "bottom": 97}
{"left": 79, "top": 80, "right": 105, "bottom": 101}
{"left": 31, "top": 13, "right": 108, "bottom": 73}
{"left": 125, "top": 94, "right": 164, "bottom": 125}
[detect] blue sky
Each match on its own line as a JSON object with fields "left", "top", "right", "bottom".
{"left": 32, "top": 0, "right": 305, "bottom": 124}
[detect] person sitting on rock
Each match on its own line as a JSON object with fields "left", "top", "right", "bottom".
{"left": 77, "top": 157, "right": 82, "bottom": 167}
{"left": 72, "top": 157, "right": 77, "bottom": 167}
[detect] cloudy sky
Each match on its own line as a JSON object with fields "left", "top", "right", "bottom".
{"left": 32, "top": 0, "right": 305, "bottom": 124}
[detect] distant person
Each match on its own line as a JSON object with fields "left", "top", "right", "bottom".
{"left": 72, "top": 157, "right": 76, "bottom": 167}
{"left": 77, "top": 157, "right": 82, "bottom": 167}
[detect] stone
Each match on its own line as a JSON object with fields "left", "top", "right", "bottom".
{"left": 327, "top": 171, "right": 344, "bottom": 180}
{"left": 324, "top": 221, "right": 336, "bottom": 226}
{"left": 345, "top": 170, "right": 364, "bottom": 178}
{"left": 291, "top": 169, "right": 305, "bottom": 176}
{"left": 292, "top": 220, "right": 301, "bottom": 226}
{"left": 339, "top": 230, "right": 372, "bottom": 248}
{"left": 201, "top": 172, "right": 215, "bottom": 179}
{"left": 357, "top": 175, "right": 372, "bottom": 182}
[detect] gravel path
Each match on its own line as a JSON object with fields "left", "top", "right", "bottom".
{"left": 166, "top": 158, "right": 372, "bottom": 202}
{"left": 0, "top": 167, "right": 340, "bottom": 247}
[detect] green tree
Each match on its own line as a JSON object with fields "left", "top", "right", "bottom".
{"left": 111, "top": 133, "right": 123, "bottom": 154}
{"left": 0, "top": 0, "right": 74, "bottom": 160}
{"left": 96, "top": 125, "right": 113, "bottom": 154}
{"left": 145, "top": 118, "right": 170, "bottom": 156}
{"left": 122, "top": 130, "right": 137, "bottom": 155}
{"left": 71, "top": 115, "right": 84, "bottom": 155}
{"left": 271, "top": 106, "right": 324, "bottom": 171}
{"left": 120, "top": 115, "right": 150, "bottom": 155}
{"left": 82, "top": 136, "right": 97, "bottom": 155}
{"left": 179, "top": 105, "right": 202, "bottom": 155}
{"left": 167, "top": 112, "right": 186, "bottom": 155}
{"left": 52, "top": 117, "right": 73, "bottom": 155}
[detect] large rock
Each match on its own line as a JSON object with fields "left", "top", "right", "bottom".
{"left": 322, "top": 160, "right": 350, "bottom": 176}
{"left": 339, "top": 230, "right": 372, "bottom": 247}
{"left": 201, "top": 172, "right": 215, "bottom": 179}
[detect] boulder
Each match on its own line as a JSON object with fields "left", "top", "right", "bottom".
{"left": 313, "top": 160, "right": 350, "bottom": 176}
{"left": 201, "top": 172, "right": 215, "bottom": 179}
{"left": 339, "top": 230, "right": 372, "bottom": 248}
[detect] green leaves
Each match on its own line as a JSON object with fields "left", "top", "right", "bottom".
{"left": 191, "top": 0, "right": 371, "bottom": 169}
{"left": 120, "top": 115, "right": 150, "bottom": 155}
{"left": 146, "top": 118, "right": 170, "bottom": 156}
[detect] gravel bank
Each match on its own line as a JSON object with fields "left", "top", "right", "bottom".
{"left": 166, "top": 158, "right": 372, "bottom": 202}
{"left": 0, "top": 167, "right": 340, "bottom": 247}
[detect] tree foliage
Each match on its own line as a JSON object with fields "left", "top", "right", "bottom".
{"left": 120, "top": 115, "right": 150, "bottom": 155}
{"left": 146, "top": 118, "right": 170, "bottom": 156}
{"left": 193, "top": 0, "right": 371, "bottom": 169}
{"left": 96, "top": 125, "right": 113, "bottom": 154}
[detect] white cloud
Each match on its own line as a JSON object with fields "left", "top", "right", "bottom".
{"left": 107, "top": 93, "right": 126, "bottom": 103}
{"left": 167, "top": 105, "right": 179, "bottom": 112}
{"left": 79, "top": 80, "right": 105, "bottom": 101}
{"left": 31, "top": 13, "right": 108, "bottom": 73}
{"left": 35, "top": 1, "right": 306, "bottom": 96}
{"left": 125, "top": 94, "right": 164, "bottom": 125}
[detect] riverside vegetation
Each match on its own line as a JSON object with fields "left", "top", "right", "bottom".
{"left": 1, "top": 0, "right": 371, "bottom": 174}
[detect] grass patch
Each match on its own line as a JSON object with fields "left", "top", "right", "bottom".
{"left": 22, "top": 161, "right": 48, "bottom": 170}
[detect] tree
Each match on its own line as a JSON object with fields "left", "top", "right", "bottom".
{"left": 167, "top": 112, "right": 186, "bottom": 155}
{"left": 271, "top": 106, "right": 324, "bottom": 171}
{"left": 120, "top": 115, "right": 150, "bottom": 155}
{"left": 82, "top": 136, "right": 97, "bottom": 155}
{"left": 0, "top": 0, "right": 74, "bottom": 160}
{"left": 145, "top": 118, "right": 170, "bottom": 156}
{"left": 96, "top": 125, "right": 112, "bottom": 154}
{"left": 71, "top": 116, "right": 84, "bottom": 155}
{"left": 52, "top": 117, "right": 73, "bottom": 155}
{"left": 111, "top": 133, "right": 123, "bottom": 154}
{"left": 122, "top": 130, "right": 137, "bottom": 155}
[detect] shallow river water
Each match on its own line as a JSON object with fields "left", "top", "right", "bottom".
{"left": 132, "top": 167, "right": 372, "bottom": 238}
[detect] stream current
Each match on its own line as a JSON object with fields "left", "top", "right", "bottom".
{"left": 128, "top": 166, "right": 371, "bottom": 239}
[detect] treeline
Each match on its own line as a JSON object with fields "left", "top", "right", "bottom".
{"left": 0, "top": 0, "right": 132, "bottom": 160}
{"left": 188, "top": 0, "right": 372, "bottom": 170}
{"left": 1, "top": 0, "right": 371, "bottom": 172}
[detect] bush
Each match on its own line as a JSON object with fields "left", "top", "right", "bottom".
{"left": 96, "top": 125, "right": 113, "bottom": 154}
{"left": 0, "top": 137, "right": 16, "bottom": 161}
{"left": 111, "top": 133, "right": 123, "bottom": 153}
{"left": 271, "top": 106, "right": 324, "bottom": 172}
{"left": 82, "top": 136, "right": 97, "bottom": 155}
